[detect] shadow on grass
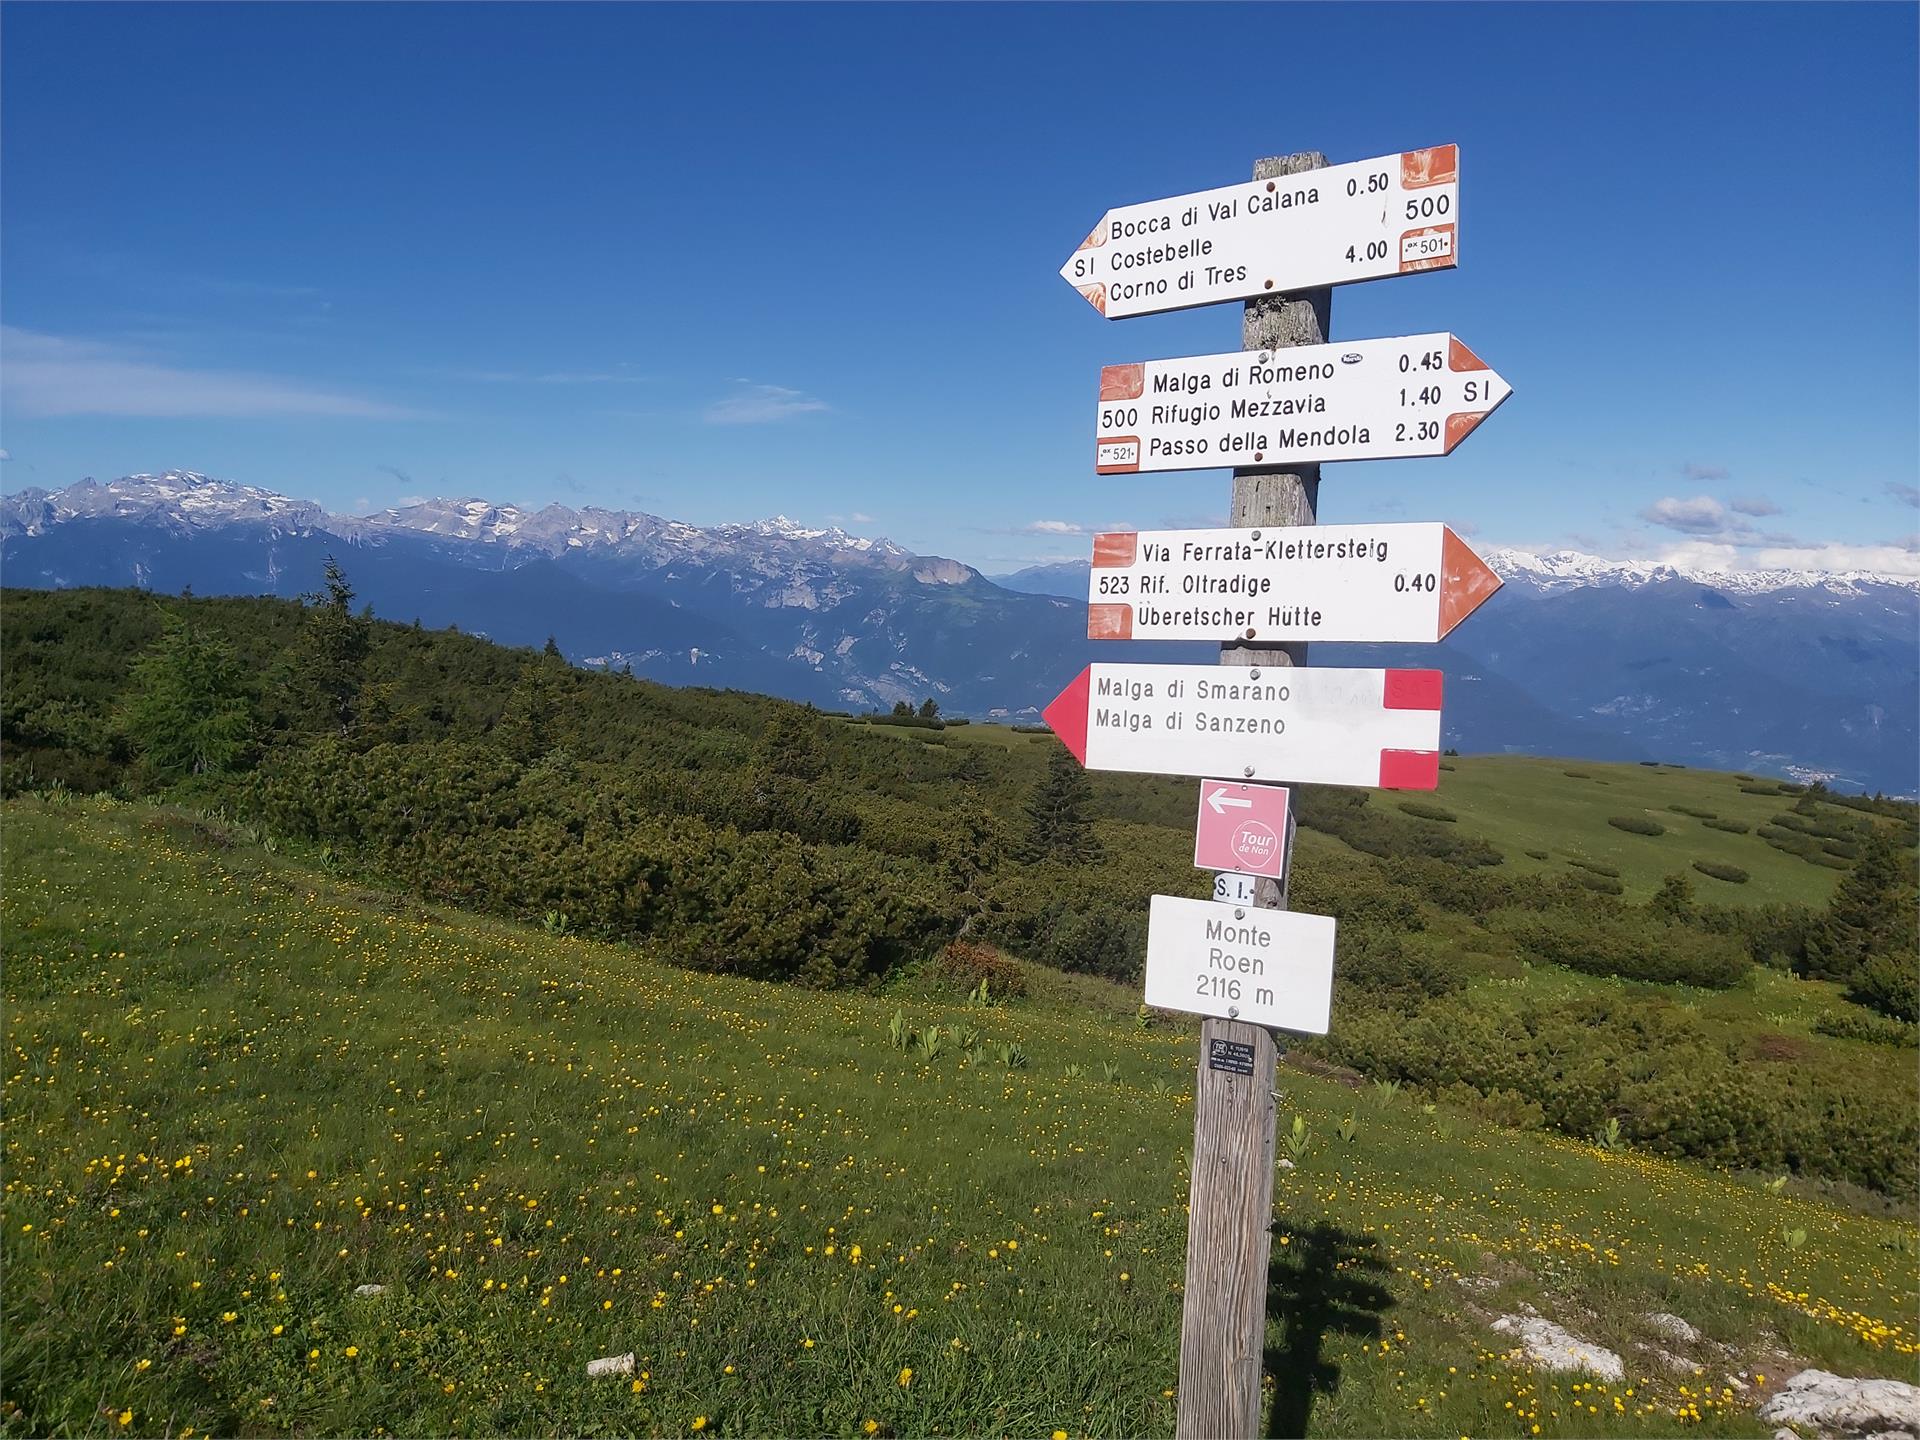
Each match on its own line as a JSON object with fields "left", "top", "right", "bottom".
{"left": 1263, "top": 1220, "right": 1395, "bottom": 1439}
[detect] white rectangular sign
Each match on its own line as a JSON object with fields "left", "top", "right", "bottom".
{"left": 1144, "top": 895, "right": 1336, "bottom": 1034}
{"left": 1061, "top": 146, "right": 1459, "bottom": 319}
{"left": 1087, "top": 522, "right": 1501, "bottom": 645}
{"left": 1093, "top": 333, "right": 1509, "bottom": 473}
{"left": 1211, "top": 872, "right": 1260, "bottom": 906}
{"left": 1043, "top": 663, "right": 1444, "bottom": 790}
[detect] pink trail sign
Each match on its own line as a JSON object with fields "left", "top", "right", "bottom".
{"left": 1192, "top": 780, "right": 1291, "bottom": 879}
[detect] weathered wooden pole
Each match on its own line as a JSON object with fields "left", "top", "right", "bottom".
{"left": 1177, "top": 150, "right": 1330, "bottom": 1440}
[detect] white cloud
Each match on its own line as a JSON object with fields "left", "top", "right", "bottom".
{"left": 1651, "top": 536, "right": 1920, "bottom": 577}
{"left": 1728, "top": 495, "right": 1781, "bottom": 517}
{"left": 1887, "top": 482, "right": 1920, "bottom": 508}
{"left": 1681, "top": 460, "right": 1730, "bottom": 482}
{"left": 702, "top": 382, "right": 829, "bottom": 425}
{"left": 1640, "top": 495, "right": 1732, "bottom": 535}
{"left": 0, "top": 326, "right": 428, "bottom": 420}
{"left": 1020, "top": 520, "right": 1089, "bottom": 535}
{"left": 0, "top": 449, "right": 11, "bottom": 461}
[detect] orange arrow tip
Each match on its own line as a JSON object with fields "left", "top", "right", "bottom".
{"left": 1438, "top": 527, "right": 1502, "bottom": 640}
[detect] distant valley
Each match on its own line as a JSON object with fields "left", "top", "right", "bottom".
{"left": 5, "top": 471, "right": 1915, "bottom": 793}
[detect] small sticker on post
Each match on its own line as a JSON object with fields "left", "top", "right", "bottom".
{"left": 1207, "top": 1039, "right": 1257, "bottom": 1077}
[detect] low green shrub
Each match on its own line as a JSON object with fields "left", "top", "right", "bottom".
{"left": 1814, "top": 1007, "right": 1918, "bottom": 1047}
{"left": 1607, "top": 815, "right": 1666, "bottom": 836}
{"left": 1319, "top": 989, "right": 1916, "bottom": 1198}
{"left": 1568, "top": 858, "right": 1621, "bottom": 878}
{"left": 1692, "top": 860, "right": 1750, "bottom": 884}
{"left": 1669, "top": 805, "right": 1717, "bottom": 819}
{"left": 1570, "top": 870, "right": 1625, "bottom": 895}
{"left": 1494, "top": 908, "right": 1750, "bottom": 988}
{"left": 1740, "top": 782, "right": 1784, "bottom": 796}
{"left": 1807, "top": 852, "right": 1852, "bottom": 870}
{"left": 1849, "top": 953, "right": 1920, "bottom": 1023}
{"left": 1759, "top": 826, "right": 1819, "bottom": 856}
{"left": 1702, "top": 817, "right": 1750, "bottom": 834}
{"left": 1562, "top": 770, "right": 1592, "bottom": 779}
{"left": 1395, "top": 800, "right": 1458, "bottom": 823}
{"left": 1524, "top": 849, "right": 1549, "bottom": 860}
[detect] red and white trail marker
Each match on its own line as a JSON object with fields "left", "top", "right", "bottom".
{"left": 1061, "top": 145, "right": 1460, "bottom": 319}
{"left": 1194, "top": 781, "right": 1291, "bottom": 879}
{"left": 1086, "top": 522, "right": 1501, "bottom": 645}
{"left": 1093, "top": 332, "right": 1509, "bottom": 474}
{"left": 1042, "top": 663, "right": 1443, "bottom": 789}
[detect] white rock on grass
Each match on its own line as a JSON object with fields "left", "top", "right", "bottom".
{"left": 1644, "top": 1311, "right": 1703, "bottom": 1345}
{"left": 352, "top": 1284, "right": 387, "bottom": 1298}
{"left": 1758, "top": 1369, "right": 1920, "bottom": 1437}
{"left": 586, "top": 1352, "right": 636, "bottom": 1379}
{"left": 1491, "top": 1315, "right": 1625, "bottom": 1381}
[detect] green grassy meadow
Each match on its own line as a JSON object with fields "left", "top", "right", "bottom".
{"left": 1422, "top": 758, "right": 1856, "bottom": 905}
{"left": 5, "top": 794, "right": 1915, "bottom": 1439}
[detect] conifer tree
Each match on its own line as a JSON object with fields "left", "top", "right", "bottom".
{"left": 293, "top": 557, "right": 371, "bottom": 735}
{"left": 1649, "top": 872, "right": 1694, "bottom": 922}
{"left": 1809, "top": 830, "right": 1918, "bottom": 997}
{"left": 757, "top": 705, "right": 828, "bottom": 781}
{"left": 1022, "top": 744, "right": 1100, "bottom": 865}
{"left": 121, "top": 614, "right": 255, "bottom": 783}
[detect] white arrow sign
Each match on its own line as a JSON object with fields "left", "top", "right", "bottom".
{"left": 1086, "top": 521, "right": 1502, "bottom": 645}
{"left": 1144, "top": 895, "right": 1336, "bottom": 1034}
{"left": 1093, "top": 333, "right": 1510, "bottom": 474}
{"left": 1043, "top": 663, "right": 1443, "bottom": 789}
{"left": 1061, "top": 146, "right": 1459, "bottom": 319}
{"left": 1206, "top": 789, "right": 1255, "bottom": 814}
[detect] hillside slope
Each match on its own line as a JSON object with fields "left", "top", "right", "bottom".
{"left": 4, "top": 796, "right": 1915, "bottom": 1437}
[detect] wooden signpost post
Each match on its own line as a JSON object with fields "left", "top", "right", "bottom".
{"left": 1048, "top": 144, "right": 1505, "bottom": 1438}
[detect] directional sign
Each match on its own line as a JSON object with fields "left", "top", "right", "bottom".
{"left": 1144, "top": 895, "right": 1335, "bottom": 1034}
{"left": 1194, "top": 781, "right": 1291, "bottom": 879}
{"left": 1087, "top": 522, "right": 1501, "bottom": 645}
{"left": 1042, "top": 662, "right": 1443, "bottom": 789}
{"left": 1093, "top": 333, "right": 1509, "bottom": 474}
{"left": 1061, "top": 145, "right": 1459, "bottom": 319}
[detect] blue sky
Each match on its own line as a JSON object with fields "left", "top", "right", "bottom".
{"left": 3, "top": 2, "right": 1916, "bottom": 574}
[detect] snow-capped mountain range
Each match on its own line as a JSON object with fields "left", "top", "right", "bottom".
{"left": 9, "top": 473, "right": 1913, "bottom": 595}
{"left": 1478, "top": 546, "right": 1920, "bottom": 598}
{"left": 4, "top": 471, "right": 1916, "bottom": 792}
